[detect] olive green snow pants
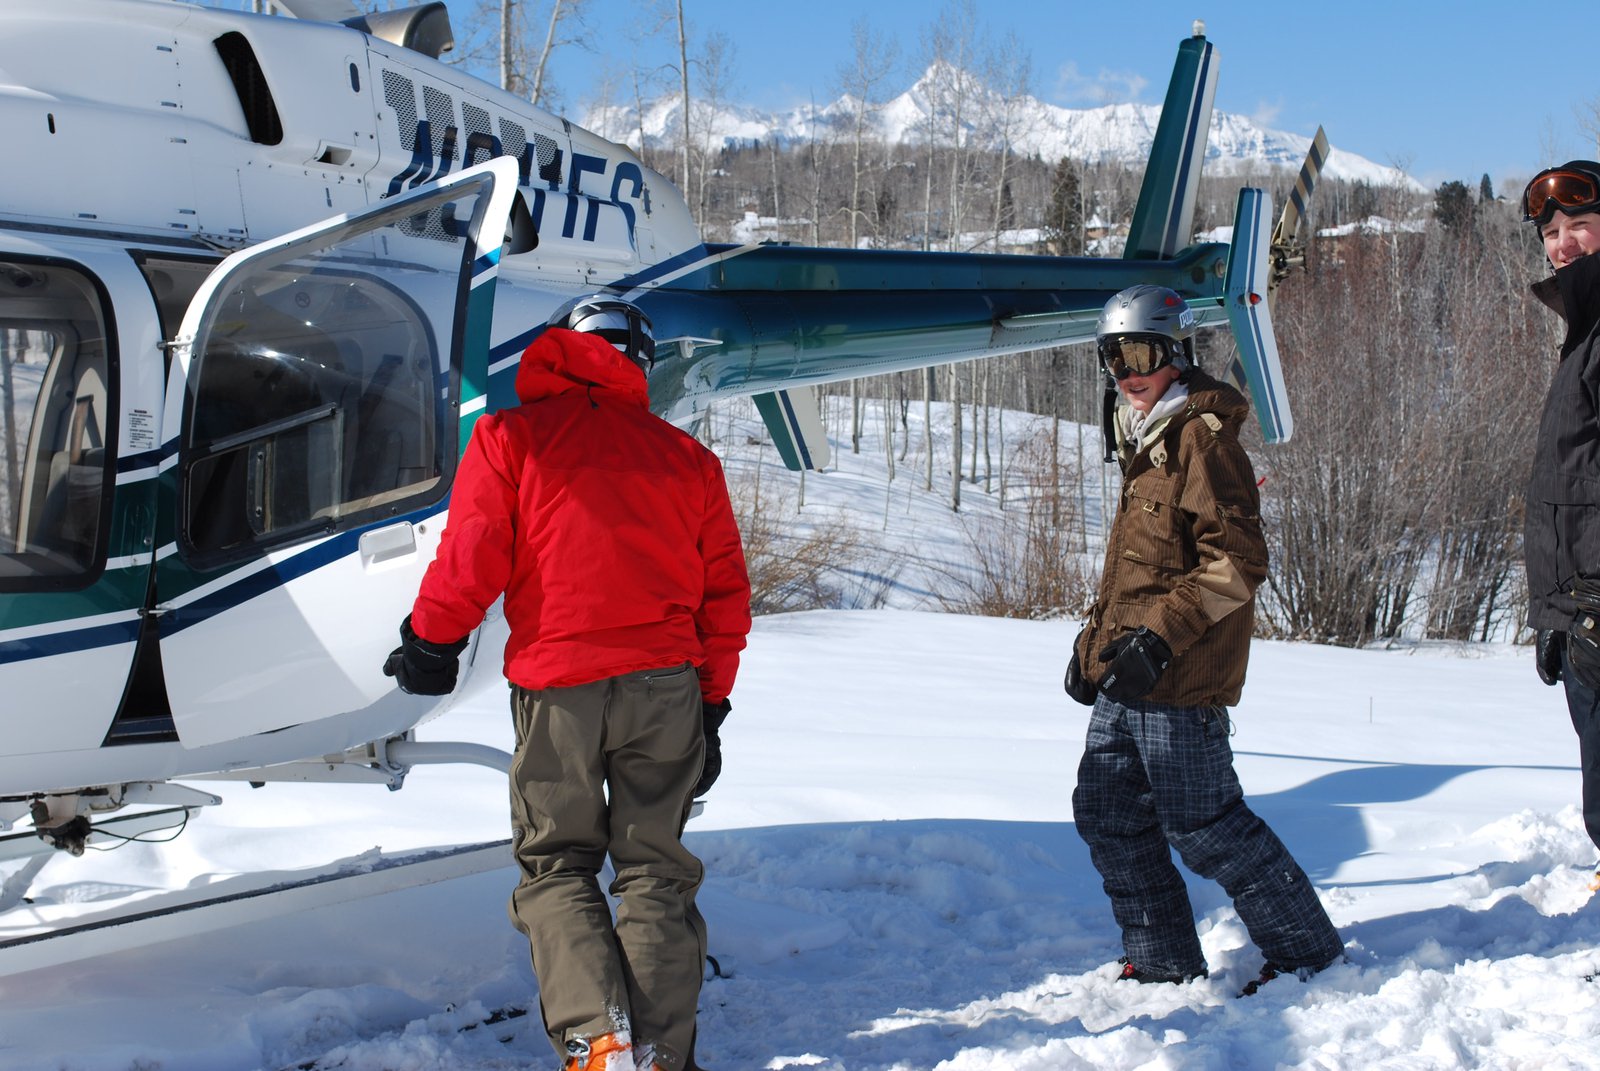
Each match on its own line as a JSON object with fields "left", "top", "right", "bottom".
{"left": 508, "top": 662, "right": 707, "bottom": 1071}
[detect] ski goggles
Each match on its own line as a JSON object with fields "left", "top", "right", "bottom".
{"left": 1521, "top": 165, "right": 1600, "bottom": 226}
{"left": 1097, "top": 334, "right": 1174, "bottom": 380}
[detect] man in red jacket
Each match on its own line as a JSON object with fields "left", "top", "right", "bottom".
{"left": 385, "top": 296, "right": 751, "bottom": 1071}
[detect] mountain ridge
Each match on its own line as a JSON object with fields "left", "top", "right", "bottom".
{"left": 582, "top": 61, "right": 1422, "bottom": 192}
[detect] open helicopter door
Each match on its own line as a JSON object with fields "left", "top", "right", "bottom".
{"left": 157, "top": 158, "right": 520, "bottom": 750}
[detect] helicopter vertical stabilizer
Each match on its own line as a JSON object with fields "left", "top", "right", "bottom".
{"left": 1223, "top": 187, "right": 1293, "bottom": 443}
{"left": 1125, "top": 25, "right": 1220, "bottom": 260}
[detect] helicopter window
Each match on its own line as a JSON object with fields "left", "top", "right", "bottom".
{"left": 0, "top": 263, "right": 113, "bottom": 591}
{"left": 135, "top": 256, "right": 215, "bottom": 363}
{"left": 180, "top": 266, "right": 445, "bottom": 565}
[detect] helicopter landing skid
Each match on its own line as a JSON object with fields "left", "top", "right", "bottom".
{"left": 0, "top": 837, "right": 513, "bottom": 977}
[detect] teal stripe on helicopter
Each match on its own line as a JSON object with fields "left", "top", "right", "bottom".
{"left": 0, "top": 500, "right": 451, "bottom": 665}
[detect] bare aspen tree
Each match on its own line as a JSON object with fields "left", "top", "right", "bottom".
{"left": 688, "top": 31, "right": 735, "bottom": 227}
{"left": 837, "top": 20, "right": 899, "bottom": 249}
{"left": 526, "top": 0, "right": 587, "bottom": 108}
{"left": 1579, "top": 95, "right": 1600, "bottom": 159}
{"left": 882, "top": 382, "right": 897, "bottom": 485}
{"left": 972, "top": 358, "right": 985, "bottom": 493}
{"left": 500, "top": 0, "right": 518, "bottom": 94}
{"left": 996, "top": 360, "right": 1007, "bottom": 506}
{"left": 630, "top": 65, "right": 654, "bottom": 167}
{"left": 980, "top": 32, "right": 1037, "bottom": 252}
{"left": 918, "top": 0, "right": 984, "bottom": 251}
{"left": 1044, "top": 350, "right": 1063, "bottom": 527}
{"left": 479, "top": 0, "right": 589, "bottom": 106}
{"left": 949, "top": 363, "right": 962, "bottom": 511}
{"left": 850, "top": 382, "right": 862, "bottom": 454}
{"left": 968, "top": 363, "right": 979, "bottom": 484}
{"left": 674, "top": 0, "right": 690, "bottom": 198}
{"left": 768, "top": 135, "right": 782, "bottom": 222}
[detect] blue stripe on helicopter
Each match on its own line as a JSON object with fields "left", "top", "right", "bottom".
{"left": 116, "top": 447, "right": 169, "bottom": 477}
{"left": 0, "top": 501, "right": 450, "bottom": 664}
{"left": 777, "top": 390, "right": 815, "bottom": 470}
{"left": 608, "top": 244, "right": 720, "bottom": 291}
{"left": 161, "top": 506, "right": 449, "bottom": 636}
{"left": 0, "top": 618, "right": 142, "bottom": 663}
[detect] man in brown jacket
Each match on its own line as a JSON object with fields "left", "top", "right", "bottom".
{"left": 1065, "top": 285, "right": 1343, "bottom": 995}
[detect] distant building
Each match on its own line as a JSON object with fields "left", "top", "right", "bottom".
{"left": 1314, "top": 216, "right": 1427, "bottom": 239}
{"left": 732, "top": 208, "right": 812, "bottom": 244}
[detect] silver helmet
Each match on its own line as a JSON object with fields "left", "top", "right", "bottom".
{"left": 557, "top": 295, "right": 656, "bottom": 372}
{"left": 1094, "top": 284, "right": 1196, "bottom": 378}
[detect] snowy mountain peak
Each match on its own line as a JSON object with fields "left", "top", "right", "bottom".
{"left": 583, "top": 65, "right": 1418, "bottom": 191}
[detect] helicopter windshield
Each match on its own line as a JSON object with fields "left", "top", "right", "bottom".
{"left": 179, "top": 262, "right": 446, "bottom": 564}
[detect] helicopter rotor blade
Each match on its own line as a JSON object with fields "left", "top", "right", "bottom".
{"left": 1269, "top": 125, "right": 1329, "bottom": 302}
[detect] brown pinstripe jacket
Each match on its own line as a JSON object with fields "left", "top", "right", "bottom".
{"left": 1074, "top": 370, "right": 1267, "bottom": 708}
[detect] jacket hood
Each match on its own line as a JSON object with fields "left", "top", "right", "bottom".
{"left": 513, "top": 327, "right": 650, "bottom": 405}
{"left": 1181, "top": 369, "right": 1251, "bottom": 432}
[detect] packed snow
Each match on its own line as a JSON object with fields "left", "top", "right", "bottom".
{"left": 1, "top": 399, "right": 1597, "bottom": 1071}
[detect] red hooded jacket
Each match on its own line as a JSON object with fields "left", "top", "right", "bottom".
{"left": 409, "top": 328, "right": 751, "bottom": 701}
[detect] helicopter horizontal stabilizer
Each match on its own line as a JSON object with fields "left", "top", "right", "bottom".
{"left": 1223, "top": 187, "right": 1294, "bottom": 443}
{"left": 752, "top": 387, "right": 831, "bottom": 472}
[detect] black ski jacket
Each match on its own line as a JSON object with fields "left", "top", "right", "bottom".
{"left": 1525, "top": 252, "right": 1600, "bottom": 630}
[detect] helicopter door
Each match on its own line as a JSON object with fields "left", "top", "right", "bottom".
{"left": 0, "top": 253, "right": 139, "bottom": 759}
{"left": 159, "top": 158, "right": 520, "bottom": 749}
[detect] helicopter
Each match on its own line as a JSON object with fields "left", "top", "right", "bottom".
{"left": 0, "top": 0, "right": 1311, "bottom": 866}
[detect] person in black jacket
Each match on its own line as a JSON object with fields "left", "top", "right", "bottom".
{"left": 1521, "top": 160, "right": 1600, "bottom": 882}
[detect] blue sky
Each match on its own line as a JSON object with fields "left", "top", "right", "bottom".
{"left": 443, "top": 0, "right": 1597, "bottom": 195}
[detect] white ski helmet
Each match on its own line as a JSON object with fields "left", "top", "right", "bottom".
{"left": 556, "top": 295, "right": 656, "bottom": 372}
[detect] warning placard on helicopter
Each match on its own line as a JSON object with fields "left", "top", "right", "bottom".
{"left": 127, "top": 408, "right": 156, "bottom": 452}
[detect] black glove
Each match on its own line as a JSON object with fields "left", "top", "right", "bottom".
{"left": 1064, "top": 634, "right": 1098, "bottom": 706}
{"left": 1568, "top": 577, "right": 1600, "bottom": 691}
{"left": 383, "top": 614, "right": 468, "bottom": 696}
{"left": 693, "top": 698, "right": 731, "bottom": 798}
{"left": 1536, "top": 628, "right": 1566, "bottom": 686}
{"left": 1096, "top": 627, "right": 1172, "bottom": 703}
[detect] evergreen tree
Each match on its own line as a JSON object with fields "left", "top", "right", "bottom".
{"left": 1479, "top": 173, "right": 1495, "bottom": 203}
{"left": 1434, "top": 180, "right": 1475, "bottom": 231}
{"left": 1044, "top": 157, "right": 1084, "bottom": 255}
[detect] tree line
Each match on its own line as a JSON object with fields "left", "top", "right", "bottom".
{"left": 696, "top": 141, "right": 1558, "bottom": 648}
{"left": 444, "top": 0, "right": 1568, "bottom": 647}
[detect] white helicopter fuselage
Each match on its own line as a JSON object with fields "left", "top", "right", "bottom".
{"left": 0, "top": 0, "right": 698, "bottom": 814}
{"left": 0, "top": 0, "right": 1286, "bottom": 834}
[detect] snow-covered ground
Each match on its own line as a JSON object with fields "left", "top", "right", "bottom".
{"left": 1, "top": 400, "right": 1597, "bottom": 1070}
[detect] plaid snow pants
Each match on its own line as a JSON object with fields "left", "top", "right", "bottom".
{"left": 507, "top": 662, "right": 707, "bottom": 1071}
{"left": 1072, "top": 693, "right": 1343, "bottom": 978}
